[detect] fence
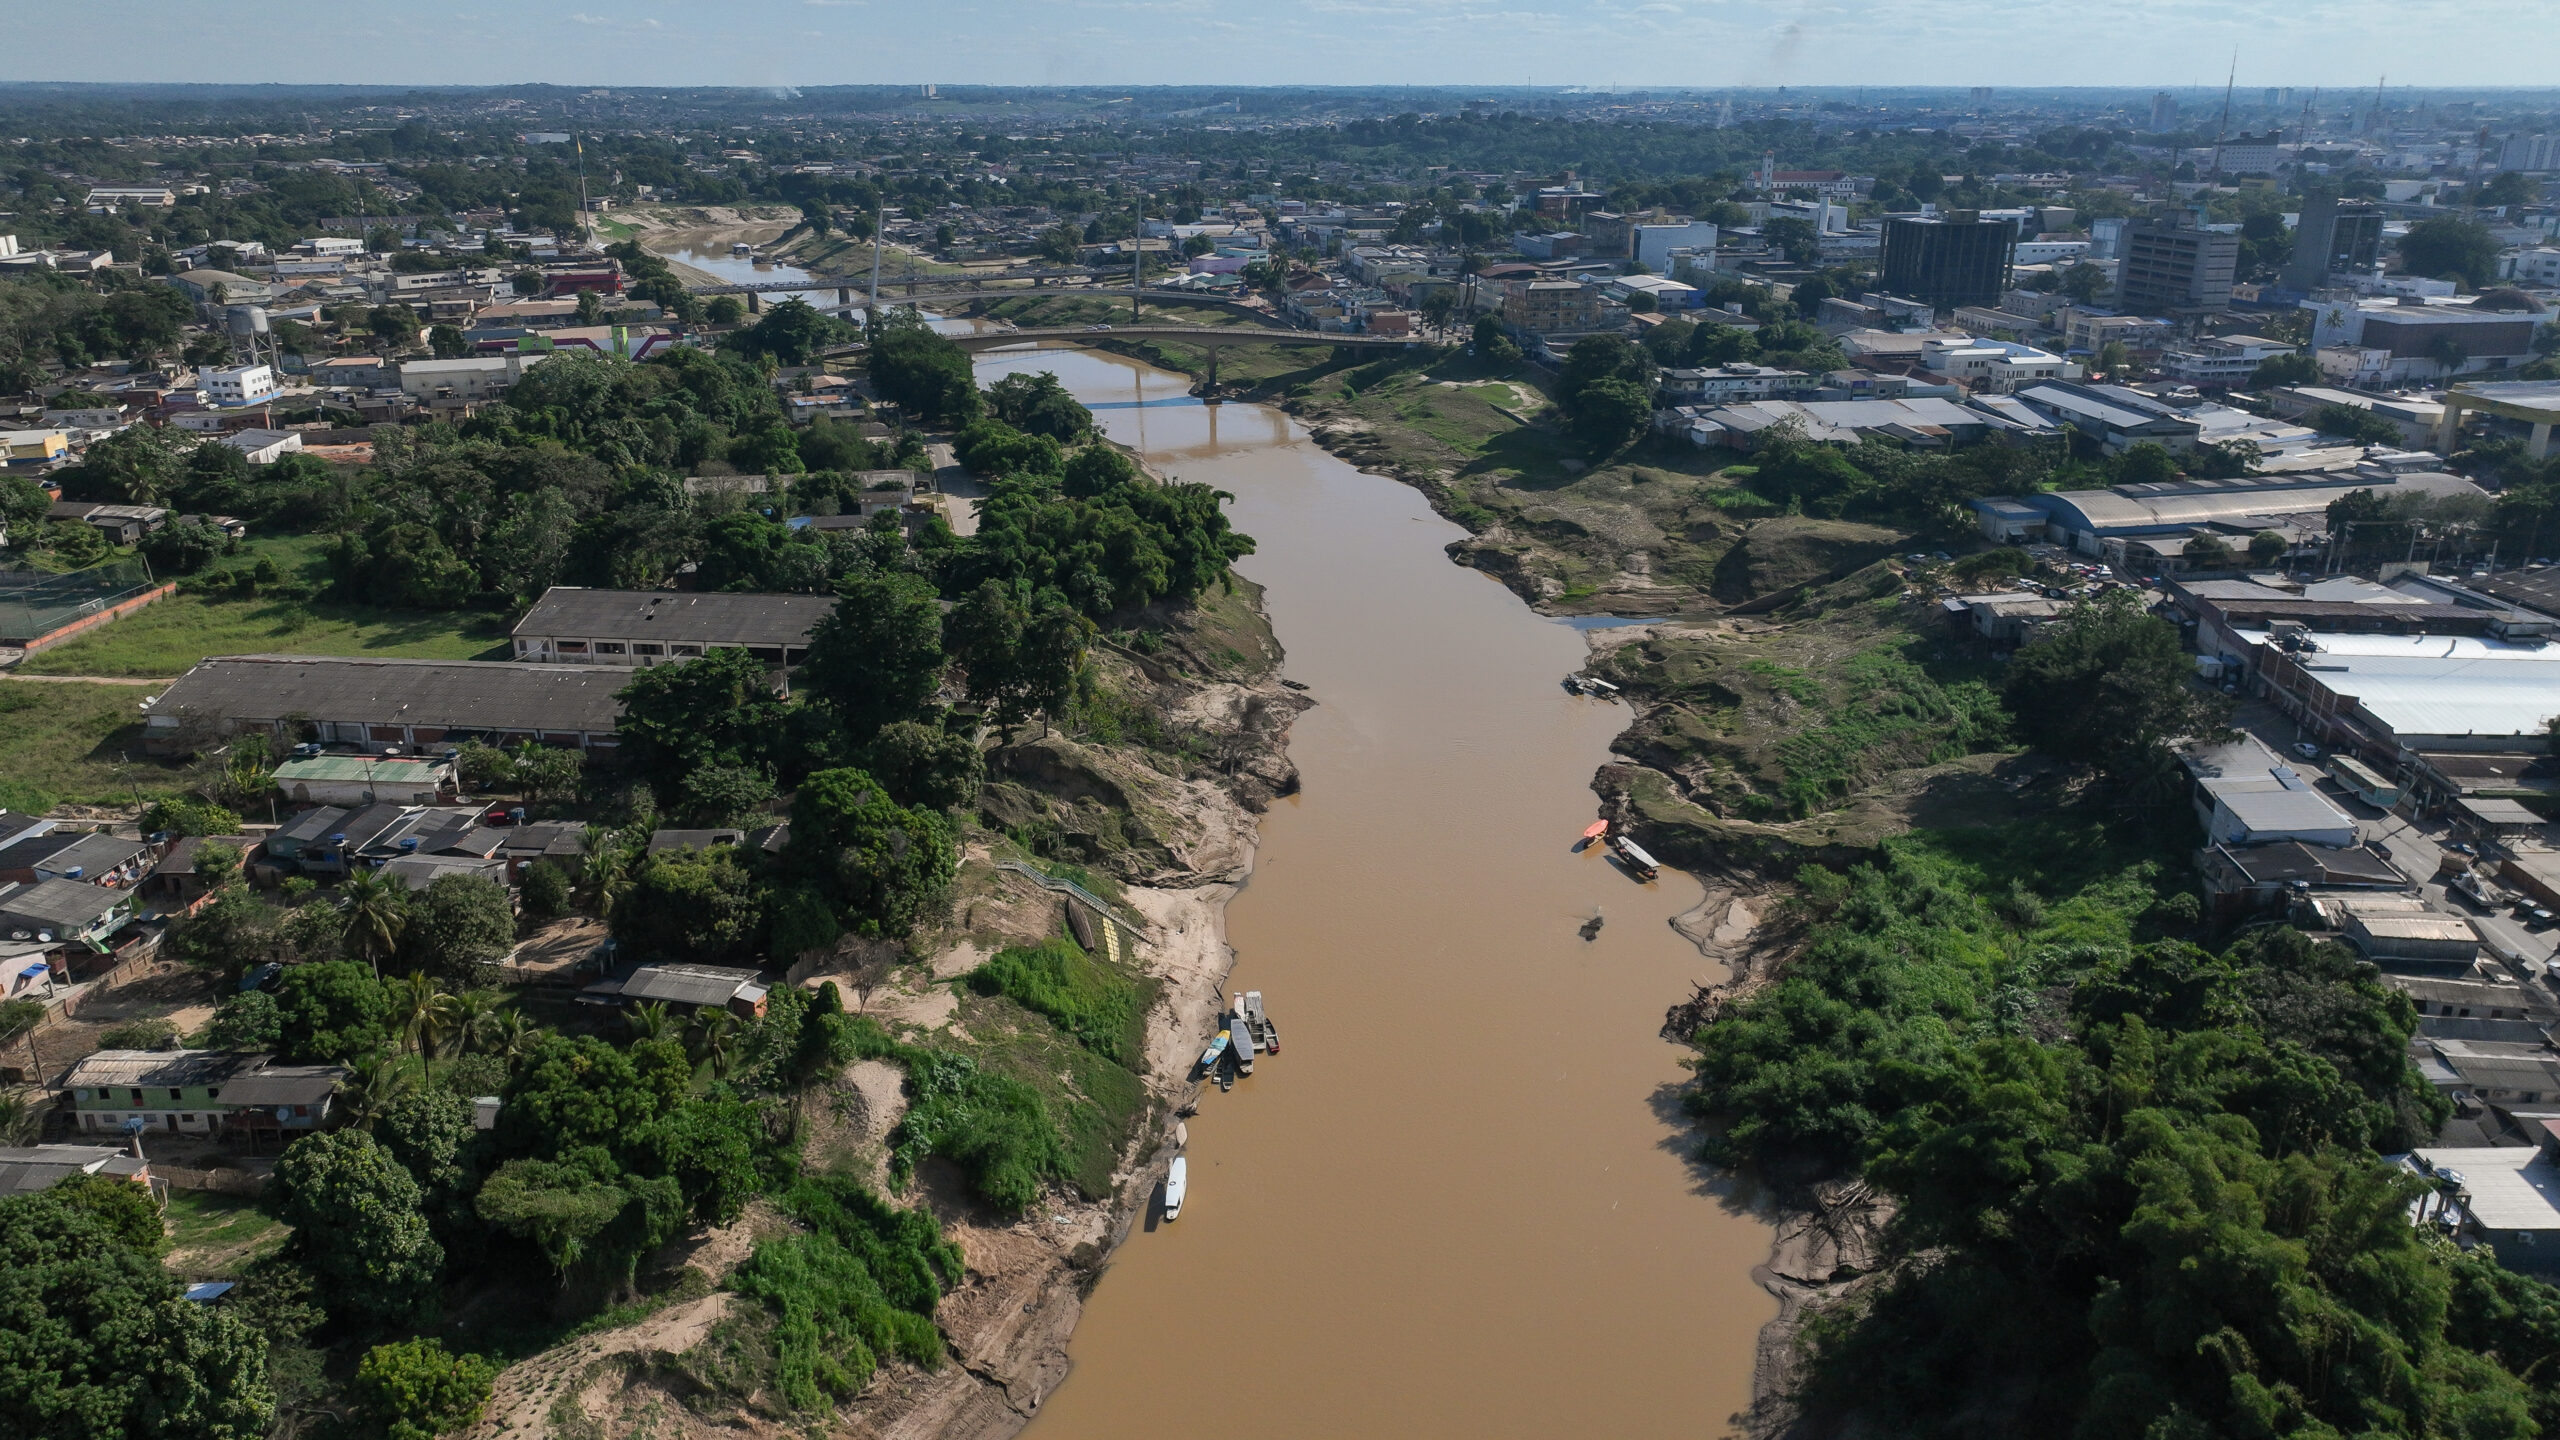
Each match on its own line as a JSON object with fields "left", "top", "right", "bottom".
{"left": 0, "top": 559, "right": 161, "bottom": 646}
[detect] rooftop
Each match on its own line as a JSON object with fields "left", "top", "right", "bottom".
{"left": 512, "top": 587, "right": 828, "bottom": 648}
{"left": 2410, "top": 1147, "right": 2560, "bottom": 1231}
{"left": 151, "top": 656, "right": 634, "bottom": 736}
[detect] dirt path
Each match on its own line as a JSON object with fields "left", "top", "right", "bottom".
{"left": 465, "top": 1292, "right": 735, "bottom": 1440}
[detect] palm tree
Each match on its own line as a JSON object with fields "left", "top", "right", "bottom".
{"left": 477, "top": 1010, "right": 537, "bottom": 1064}
{"left": 390, "top": 972, "right": 447, "bottom": 1057}
{"left": 443, "top": 991, "right": 499, "bottom": 1057}
{"left": 342, "top": 1057, "right": 414, "bottom": 1131}
{"left": 339, "top": 870, "right": 407, "bottom": 980}
{"left": 0, "top": 1094, "right": 39, "bottom": 1146}
{"left": 688, "top": 1009, "right": 739, "bottom": 1079}
{"left": 626, "top": 1001, "right": 678, "bottom": 1044}
{"left": 578, "top": 826, "right": 631, "bottom": 919}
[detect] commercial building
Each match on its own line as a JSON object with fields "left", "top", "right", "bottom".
{"left": 145, "top": 655, "right": 635, "bottom": 757}
{"left": 2158, "top": 335, "right": 2300, "bottom": 388}
{"left": 397, "top": 353, "right": 551, "bottom": 407}
{"left": 1501, "top": 281, "right": 1601, "bottom": 336}
{"left": 1973, "top": 461, "right": 2487, "bottom": 555}
{"left": 2255, "top": 630, "right": 2560, "bottom": 758}
{"left": 1879, "top": 215, "right": 2016, "bottom": 310}
{"left": 1632, "top": 221, "right": 1717, "bottom": 272}
{"left": 2119, "top": 218, "right": 2241, "bottom": 315}
{"left": 1656, "top": 364, "right": 1812, "bottom": 405}
{"left": 2305, "top": 300, "right": 2543, "bottom": 385}
{"left": 2195, "top": 764, "right": 2360, "bottom": 848}
{"left": 196, "top": 364, "right": 278, "bottom": 408}
{"left": 2282, "top": 193, "right": 2387, "bottom": 290}
{"left": 510, "top": 587, "right": 829, "bottom": 667}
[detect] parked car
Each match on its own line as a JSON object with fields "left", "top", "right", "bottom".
{"left": 2292, "top": 742, "right": 2322, "bottom": 759}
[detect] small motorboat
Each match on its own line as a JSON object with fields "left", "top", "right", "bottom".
{"left": 1562, "top": 674, "right": 1585, "bottom": 695}
{"left": 1232, "top": 1016, "right": 1257, "bottom": 1075}
{"left": 1163, "top": 1156, "right": 1187, "bottom": 1221}
{"left": 1610, "top": 833, "right": 1661, "bottom": 882}
{"left": 1199, "top": 1030, "right": 1229, "bottom": 1072}
{"left": 1174, "top": 1120, "right": 1188, "bottom": 1149}
{"left": 1582, "top": 820, "right": 1610, "bottom": 841}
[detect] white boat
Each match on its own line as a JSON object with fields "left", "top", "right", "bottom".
{"left": 1199, "top": 1030, "right": 1229, "bottom": 1071}
{"left": 1163, "top": 1156, "right": 1187, "bottom": 1220}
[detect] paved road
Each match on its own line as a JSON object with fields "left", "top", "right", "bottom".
{"left": 0, "top": 672, "right": 174, "bottom": 685}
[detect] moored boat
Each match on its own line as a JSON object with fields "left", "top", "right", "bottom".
{"left": 1199, "top": 1029, "right": 1229, "bottom": 1072}
{"left": 1609, "top": 833, "right": 1661, "bottom": 882}
{"left": 1163, "top": 1155, "right": 1187, "bottom": 1220}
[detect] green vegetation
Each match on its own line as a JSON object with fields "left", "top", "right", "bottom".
{"left": 967, "top": 934, "right": 1149, "bottom": 1066}
{"left": 0, "top": 1175, "right": 273, "bottom": 1438}
{"left": 18, "top": 533, "right": 510, "bottom": 678}
{"left": 728, "top": 1174, "right": 958, "bottom": 1412}
{"left": 0, "top": 678, "right": 191, "bottom": 813}
{"left": 1683, "top": 808, "right": 2537, "bottom": 1434}
{"left": 350, "top": 1337, "right": 499, "bottom": 1440}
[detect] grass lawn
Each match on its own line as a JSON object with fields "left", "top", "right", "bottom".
{"left": 19, "top": 533, "right": 511, "bottom": 678}
{"left": 0, "top": 679, "right": 198, "bottom": 813}
{"left": 162, "top": 1189, "right": 290, "bottom": 1277}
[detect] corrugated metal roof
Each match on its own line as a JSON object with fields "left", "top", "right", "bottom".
{"left": 272, "top": 756, "right": 452, "bottom": 783}
{"left": 512, "top": 587, "right": 829, "bottom": 648}
{"left": 619, "top": 963, "right": 761, "bottom": 1007}
{"left": 152, "top": 656, "right": 634, "bottom": 735}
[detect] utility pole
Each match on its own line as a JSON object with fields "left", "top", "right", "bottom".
{"left": 575, "top": 135, "right": 596, "bottom": 254}
{"left": 868, "top": 197, "right": 885, "bottom": 334}
{"left": 2207, "top": 52, "right": 2236, "bottom": 186}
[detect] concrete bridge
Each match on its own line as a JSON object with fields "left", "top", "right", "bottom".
{"left": 689, "top": 264, "right": 1126, "bottom": 296}
{"left": 949, "top": 325, "right": 1423, "bottom": 387}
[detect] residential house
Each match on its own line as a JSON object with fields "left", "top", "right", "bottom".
{"left": 58, "top": 1050, "right": 345, "bottom": 1141}
{"left": 45, "top": 502, "right": 167, "bottom": 545}
{"left": 0, "top": 1144, "right": 150, "bottom": 1196}
{"left": 0, "top": 831, "right": 151, "bottom": 888}
{"left": 271, "top": 755, "right": 458, "bottom": 808}
{"left": 2159, "top": 335, "right": 2299, "bottom": 389}
{"left": 0, "top": 880, "right": 139, "bottom": 969}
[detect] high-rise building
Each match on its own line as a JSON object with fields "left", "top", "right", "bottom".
{"left": 2119, "top": 217, "right": 2240, "bottom": 314}
{"left": 1879, "top": 213, "right": 2016, "bottom": 310}
{"left": 2149, "top": 92, "right": 2181, "bottom": 133}
{"left": 2282, "top": 192, "right": 2386, "bottom": 291}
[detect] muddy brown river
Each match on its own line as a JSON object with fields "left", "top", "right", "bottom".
{"left": 968, "top": 345, "right": 1775, "bottom": 1438}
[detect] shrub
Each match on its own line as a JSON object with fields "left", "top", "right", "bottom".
{"left": 140, "top": 797, "right": 242, "bottom": 837}
{"left": 891, "top": 1049, "right": 1069, "bottom": 1212}
{"left": 352, "top": 1338, "right": 499, "bottom": 1440}
{"left": 967, "top": 936, "right": 1145, "bottom": 1065}
{"left": 97, "top": 1017, "right": 179, "bottom": 1051}
{"left": 518, "top": 861, "right": 571, "bottom": 922}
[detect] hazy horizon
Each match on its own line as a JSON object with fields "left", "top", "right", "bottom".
{"left": 6, "top": 0, "right": 2553, "bottom": 93}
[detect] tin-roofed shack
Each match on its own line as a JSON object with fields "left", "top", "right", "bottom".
{"left": 585, "top": 962, "right": 769, "bottom": 1018}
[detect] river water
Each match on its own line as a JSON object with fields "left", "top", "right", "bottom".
{"left": 965, "top": 345, "right": 1777, "bottom": 1438}
{"left": 648, "top": 230, "right": 1775, "bottom": 1427}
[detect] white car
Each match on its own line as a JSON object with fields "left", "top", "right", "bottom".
{"left": 2292, "top": 742, "right": 2322, "bottom": 759}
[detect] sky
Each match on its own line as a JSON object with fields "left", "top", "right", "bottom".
{"left": 2, "top": 0, "right": 2552, "bottom": 91}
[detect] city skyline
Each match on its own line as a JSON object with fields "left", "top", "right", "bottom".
{"left": 5, "top": 0, "right": 2554, "bottom": 91}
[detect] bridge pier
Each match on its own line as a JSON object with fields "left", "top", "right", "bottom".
{"left": 1206, "top": 347, "right": 1219, "bottom": 392}
{"left": 837, "top": 287, "right": 851, "bottom": 306}
{"left": 746, "top": 291, "right": 762, "bottom": 315}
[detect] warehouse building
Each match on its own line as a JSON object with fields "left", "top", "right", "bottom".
{"left": 145, "top": 656, "right": 635, "bottom": 757}
{"left": 509, "top": 587, "right": 829, "bottom": 668}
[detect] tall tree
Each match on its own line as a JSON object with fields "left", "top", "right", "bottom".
{"left": 2001, "top": 591, "right": 2230, "bottom": 780}
{"left": 797, "top": 572, "right": 946, "bottom": 744}
{"left": 272, "top": 1130, "right": 444, "bottom": 1328}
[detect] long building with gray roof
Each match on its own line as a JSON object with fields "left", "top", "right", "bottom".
{"left": 144, "top": 655, "right": 635, "bottom": 757}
